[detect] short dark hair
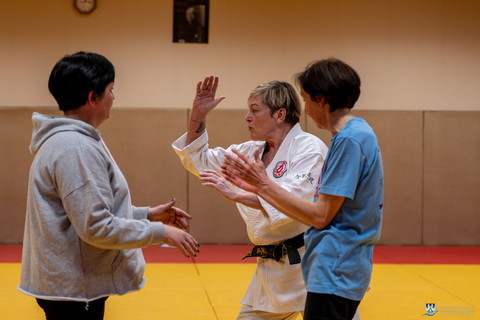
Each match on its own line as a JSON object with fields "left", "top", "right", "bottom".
{"left": 249, "top": 81, "right": 300, "bottom": 124}
{"left": 48, "top": 52, "right": 115, "bottom": 111}
{"left": 295, "top": 58, "right": 361, "bottom": 112}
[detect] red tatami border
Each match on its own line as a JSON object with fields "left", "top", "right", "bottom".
{"left": 1, "top": 244, "right": 479, "bottom": 264}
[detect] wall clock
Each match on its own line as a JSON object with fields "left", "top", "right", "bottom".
{"left": 74, "top": 0, "right": 96, "bottom": 14}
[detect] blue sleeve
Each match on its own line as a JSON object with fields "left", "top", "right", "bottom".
{"left": 320, "top": 137, "right": 364, "bottom": 199}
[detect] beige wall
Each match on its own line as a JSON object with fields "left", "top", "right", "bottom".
{"left": 1, "top": 108, "right": 479, "bottom": 245}
{"left": 1, "top": 0, "right": 479, "bottom": 110}
{"left": 1, "top": 1, "right": 479, "bottom": 245}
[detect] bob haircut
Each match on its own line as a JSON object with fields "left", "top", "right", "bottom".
{"left": 48, "top": 52, "right": 115, "bottom": 112}
{"left": 295, "top": 58, "right": 361, "bottom": 112}
{"left": 249, "top": 80, "right": 300, "bottom": 125}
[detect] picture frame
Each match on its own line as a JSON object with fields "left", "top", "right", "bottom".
{"left": 173, "top": 0, "right": 209, "bottom": 43}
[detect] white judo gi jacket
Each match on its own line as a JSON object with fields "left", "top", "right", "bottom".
{"left": 172, "top": 123, "right": 328, "bottom": 313}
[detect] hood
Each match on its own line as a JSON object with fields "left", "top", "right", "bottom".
{"left": 29, "top": 112, "right": 101, "bottom": 155}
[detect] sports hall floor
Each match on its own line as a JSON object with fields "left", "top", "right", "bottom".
{"left": 1, "top": 245, "right": 479, "bottom": 320}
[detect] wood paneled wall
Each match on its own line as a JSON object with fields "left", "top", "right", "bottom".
{"left": 1, "top": 108, "right": 479, "bottom": 245}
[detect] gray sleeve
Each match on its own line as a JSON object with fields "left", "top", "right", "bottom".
{"left": 55, "top": 139, "right": 166, "bottom": 249}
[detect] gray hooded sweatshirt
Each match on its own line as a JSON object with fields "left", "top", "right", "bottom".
{"left": 18, "top": 113, "right": 166, "bottom": 302}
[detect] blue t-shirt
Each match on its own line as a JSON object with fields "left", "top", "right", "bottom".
{"left": 302, "top": 117, "right": 384, "bottom": 301}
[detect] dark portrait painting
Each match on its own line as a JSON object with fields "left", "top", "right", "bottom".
{"left": 173, "top": 0, "right": 209, "bottom": 43}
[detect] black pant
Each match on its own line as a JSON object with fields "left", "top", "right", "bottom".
{"left": 36, "top": 297, "right": 108, "bottom": 320}
{"left": 304, "top": 292, "right": 360, "bottom": 320}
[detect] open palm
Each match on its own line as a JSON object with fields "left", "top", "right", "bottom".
{"left": 192, "top": 76, "right": 225, "bottom": 116}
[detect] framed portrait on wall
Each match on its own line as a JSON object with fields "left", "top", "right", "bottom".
{"left": 173, "top": 0, "right": 209, "bottom": 43}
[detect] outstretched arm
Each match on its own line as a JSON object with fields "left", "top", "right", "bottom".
{"left": 148, "top": 199, "right": 199, "bottom": 258}
{"left": 222, "top": 148, "right": 344, "bottom": 229}
{"left": 199, "top": 169, "right": 262, "bottom": 209}
{"left": 186, "top": 76, "right": 225, "bottom": 145}
{"left": 147, "top": 198, "right": 191, "bottom": 230}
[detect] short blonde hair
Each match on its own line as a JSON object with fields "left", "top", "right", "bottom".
{"left": 249, "top": 81, "right": 300, "bottom": 124}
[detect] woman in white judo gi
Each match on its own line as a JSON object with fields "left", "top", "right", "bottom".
{"left": 173, "top": 77, "right": 332, "bottom": 319}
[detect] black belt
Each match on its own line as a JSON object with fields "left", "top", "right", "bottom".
{"left": 242, "top": 233, "right": 304, "bottom": 265}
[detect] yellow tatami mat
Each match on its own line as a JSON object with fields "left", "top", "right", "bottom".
{"left": 1, "top": 262, "right": 479, "bottom": 319}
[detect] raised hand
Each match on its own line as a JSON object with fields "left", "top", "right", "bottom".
{"left": 147, "top": 198, "right": 191, "bottom": 230}
{"left": 192, "top": 76, "right": 225, "bottom": 119}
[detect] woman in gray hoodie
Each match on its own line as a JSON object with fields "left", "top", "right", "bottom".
{"left": 18, "top": 52, "right": 199, "bottom": 320}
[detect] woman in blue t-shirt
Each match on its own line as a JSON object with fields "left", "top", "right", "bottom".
{"left": 222, "top": 58, "right": 384, "bottom": 320}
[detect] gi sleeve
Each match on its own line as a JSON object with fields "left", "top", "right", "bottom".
{"left": 172, "top": 130, "right": 259, "bottom": 176}
{"left": 172, "top": 131, "right": 226, "bottom": 176}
